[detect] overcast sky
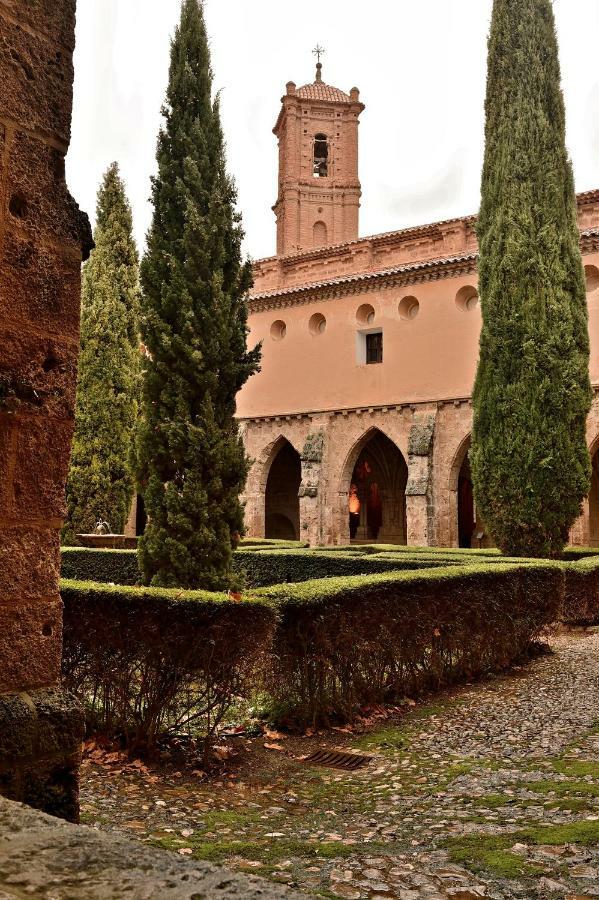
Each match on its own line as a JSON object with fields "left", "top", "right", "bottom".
{"left": 67, "top": 0, "right": 599, "bottom": 261}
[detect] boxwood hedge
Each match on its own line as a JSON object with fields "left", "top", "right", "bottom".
{"left": 255, "top": 563, "right": 564, "bottom": 727}
{"left": 61, "top": 580, "right": 274, "bottom": 759}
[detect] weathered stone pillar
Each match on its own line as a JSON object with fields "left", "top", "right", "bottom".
{"left": 298, "top": 431, "right": 325, "bottom": 546}
{"left": 0, "top": 0, "right": 92, "bottom": 821}
{"left": 406, "top": 414, "right": 436, "bottom": 546}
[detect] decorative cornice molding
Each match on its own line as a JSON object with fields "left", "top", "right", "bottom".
{"left": 239, "top": 382, "right": 599, "bottom": 426}
{"left": 248, "top": 229, "right": 599, "bottom": 313}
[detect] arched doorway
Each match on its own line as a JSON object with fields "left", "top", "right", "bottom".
{"left": 457, "top": 453, "right": 476, "bottom": 549}
{"left": 347, "top": 430, "right": 408, "bottom": 544}
{"left": 589, "top": 448, "right": 599, "bottom": 546}
{"left": 452, "top": 437, "right": 492, "bottom": 549}
{"left": 135, "top": 494, "right": 147, "bottom": 536}
{"left": 265, "top": 440, "right": 301, "bottom": 540}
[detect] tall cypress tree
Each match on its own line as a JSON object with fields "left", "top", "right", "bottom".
{"left": 64, "top": 163, "right": 140, "bottom": 544}
{"left": 136, "top": 0, "right": 260, "bottom": 589}
{"left": 471, "top": 0, "right": 591, "bottom": 558}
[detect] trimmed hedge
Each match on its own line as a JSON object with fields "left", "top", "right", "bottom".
{"left": 61, "top": 546, "right": 457, "bottom": 589}
{"left": 61, "top": 580, "right": 274, "bottom": 759}
{"left": 61, "top": 547, "right": 140, "bottom": 585}
{"left": 563, "top": 557, "right": 599, "bottom": 624}
{"left": 255, "top": 563, "right": 564, "bottom": 727}
{"left": 235, "top": 550, "right": 457, "bottom": 587}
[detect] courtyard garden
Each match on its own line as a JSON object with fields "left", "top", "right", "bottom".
{"left": 58, "top": 542, "right": 599, "bottom": 897}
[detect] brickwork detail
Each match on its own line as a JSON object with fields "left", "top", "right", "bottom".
{"left": 0, "top": 0, "right": 91, "bottom": 821}
{"left": 272, "top": 70, "right": 364, "bottom": 257}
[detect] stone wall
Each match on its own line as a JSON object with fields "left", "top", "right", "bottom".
{"left": 241, "top": 393, "right": 599, "bottom": 548}
{"left": 0, "top": 0, "right": 92, "bottom": 820}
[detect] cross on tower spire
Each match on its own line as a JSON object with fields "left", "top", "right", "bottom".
{"left": 313, "top": 44, "right": 325, "bottom": 82}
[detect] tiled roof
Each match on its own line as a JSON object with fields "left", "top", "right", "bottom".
{"left": 296, "top": 81, "right": 350, "bottom": 103}
{"left": 250, "top": 252, "right": 479, "bottom": 304}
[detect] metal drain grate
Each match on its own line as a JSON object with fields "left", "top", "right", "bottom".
{"left": 303, "top": 749, "right": 374, "bottom": 771}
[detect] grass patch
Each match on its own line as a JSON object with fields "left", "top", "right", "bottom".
{"left": 521, "top": 779, "right": 599, "bottom": 798}
{"left": 444, "top": 820, "right": 599, "bottom": 879}
{"left": 151, "top": 834, "right": 380, "bottom": 865}
{"left": 552, "top": 758, "right": 599, "bottom": 779}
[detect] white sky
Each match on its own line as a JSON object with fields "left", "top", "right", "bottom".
{"left": 67, "top": 0, "right": 599, "bottom": 261}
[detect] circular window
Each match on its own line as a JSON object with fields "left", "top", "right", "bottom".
{"left": 456, "top": 285, "right": 479, "bottom": 312}
{"left": 356, "top": 303, "right": 375, "bottom": 325}
{"left": 398, "top": 296, "right": 420, "bottom": 321}
{"left": 585, "top": 265, "right": 599, "bottom": 293}
{"left": 270, "top": 320, "right": 287, "bottom": 341}
{"left": 309, "top": 312, "right": 326, "bottom": 335}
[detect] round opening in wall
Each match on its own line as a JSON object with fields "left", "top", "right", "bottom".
{"left": 456, "top": 285, "right": 479, "bottom": 312}
{"left": 309, "top": 312, "right": 327, "bottom": 335}
{"left": 356, "top": 303, "right": 375, "bottom": 325}
{"left": 270, "top": 320, "right": 287, "bottom": 341}
{"left": 9, "top": 192, "right": 27, "bottom": 220}
{"left": 585, "top": 265, "right": 599, "bottom": 293}
{"left": 398, "top": 296, "right": 420, "bottom": 321}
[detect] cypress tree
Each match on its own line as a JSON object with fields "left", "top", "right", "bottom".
{"left": 471, "top": 0, "right": 592, "bottom": 557}
{"left": 136, "top": 0, "right": 261, "bottom": 589}
{"left": 64, "top": 163, "right": 140, "bottom": 543}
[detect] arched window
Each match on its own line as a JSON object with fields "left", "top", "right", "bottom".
{"left": 313, "top": 221, "right": 327, "bottom": 247}
{"left": 313, "top": 133, "right": 329, "bottom": 177}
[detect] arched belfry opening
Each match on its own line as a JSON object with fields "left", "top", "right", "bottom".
{"left": 347, "top": 430, "right": 408, "bottom": 544}
{"left": 265, "top": 440, "right": 302, "bottom": 540}
{"left": 588, "top": 446, "right": 599, "bottom": 546}
{"left": 313, "top": 133, "right": 329, "bottom": 178}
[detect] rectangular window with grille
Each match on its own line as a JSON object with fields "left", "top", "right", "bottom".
{"left": 366, "top": 331, "right": 383, "bottom": 365}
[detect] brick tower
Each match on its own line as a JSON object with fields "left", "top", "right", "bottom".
{"left": 273, "top": 57, "right": 365, "bottom": 256}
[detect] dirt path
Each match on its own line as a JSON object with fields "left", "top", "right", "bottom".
{"left": 80, "top": 630, "right": 599, "bottom": 899}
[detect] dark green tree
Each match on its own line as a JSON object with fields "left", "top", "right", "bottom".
{"left": 136, "top": 0, "right": 260, "bottom": 589}
{"left": 471, "top": 0, "right": 592, "bottom": 557}
{"left": 64, "top": 163, "right": 140, "bottom": 544}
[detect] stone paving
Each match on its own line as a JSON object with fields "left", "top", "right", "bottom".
{"left": 80, "top": 630, "right": 599, "bottom": 899}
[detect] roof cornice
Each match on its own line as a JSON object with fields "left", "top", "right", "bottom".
{"left": 248, "top": 228, "right": 599, "bottom": 313}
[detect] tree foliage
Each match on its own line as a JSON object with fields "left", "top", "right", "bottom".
{"left": 471, "top": 0, "right": 592, "bottom": 557}
{"left": 136, "top": 0, "right": 261, "bottom": 589}
{"left": 64, "top": 163, "right": 140, "bottom": 544}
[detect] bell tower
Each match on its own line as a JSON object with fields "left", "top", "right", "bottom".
{"left": 273, "top": 54, "right": 365, "bottom": 256}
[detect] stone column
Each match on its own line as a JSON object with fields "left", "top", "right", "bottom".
{"left": 0, "top": 0, "right": 92, "bottom": 821}
{"left": 406, "top": 414, "right": 436, "bottom": 547}
{"left": 298, "top": 431, "right": 325, "bottom": 546}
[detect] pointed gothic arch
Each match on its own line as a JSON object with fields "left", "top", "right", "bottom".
{"left": 340, "top": 428, "right": 408, "bottom": 544}
{"left": 588, "top": 437, "right": 599, "bottom": 546}
{"left": 264, "top": 437, "right": 302, "bottom": 540}
{"left": 449, "top": 435, "right": 492, "bottom": 549}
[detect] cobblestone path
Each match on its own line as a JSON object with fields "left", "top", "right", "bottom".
{"left": 81, "top": 630, "right": 599, "bottom": 899}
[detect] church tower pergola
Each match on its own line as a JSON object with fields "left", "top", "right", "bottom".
{"left": 273, "top": 52, "right": 365, "bottom": 256}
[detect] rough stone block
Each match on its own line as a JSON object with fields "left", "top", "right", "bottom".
{"left": 31, "top": 688, "right": 84, "bottom": 759}
{"left": 0, "top": 17, "right": 74, "bottom": 141}
{"left": 11, "top": 417, "right": 74, "bottom": 521}
{"left": 0, "top": 597, "right": 62, "bottom": 692}
{"left": 0, "top": 694, "right": 36, "bottom": 759}
{"left": 0, "top": 797, "right": 299, "bottom": 897}
{"left": 0, "top": 528, "right": 59, "bottom": 599}
{"left": 0, "top": 326, "right": 78, "bottom": 420}
{"left": 0, "top": 230, "right": 82, "bottom": 333}
{"left": 21, "top": 757, "right": 80, "bottom": 823}
{"left": 0, "top": 0, "right": 77, "bottom": 51}
{"left": 6, "top": 131, "right": 89, "bottom": 251}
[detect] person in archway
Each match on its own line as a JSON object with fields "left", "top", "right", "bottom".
{"left": 348, "top": 483, "right": 360, "bottom": 539}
